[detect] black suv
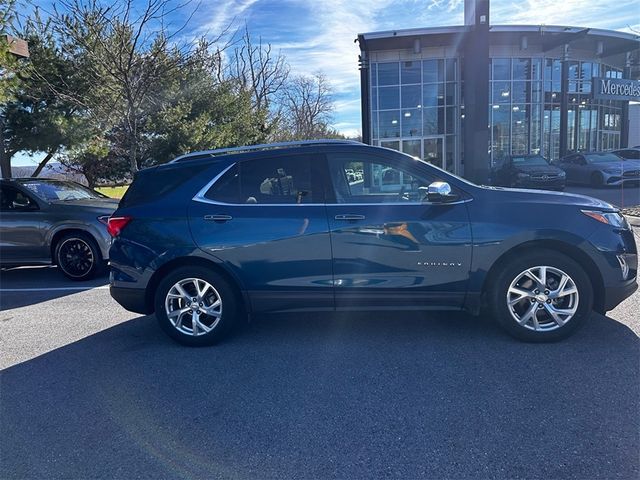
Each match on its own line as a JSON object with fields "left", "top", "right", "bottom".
{"left": 108, "top": 140, "right": 638, "bottom": 345}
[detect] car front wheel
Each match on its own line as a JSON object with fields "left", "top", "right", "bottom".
{"left": 55, "top": 233, "right": 103, "bottom": 281}
{"left": 154, "top": 267, "right": 239, "bottom": 346}
{"left": 489, "top": 250, "right": 593, "bottom": 342}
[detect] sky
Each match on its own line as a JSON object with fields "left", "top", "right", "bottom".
{"left": 13, "top": 0, "right": 640, "bottom": 166}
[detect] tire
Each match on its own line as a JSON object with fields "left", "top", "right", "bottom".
{"left": 590, "top": 172, "right": 604, "bottom": 188}
{"left": 154, "top": 266, "right": 240, "bottom": 346}
{"left": 489, "top": 250, "right": 593, "bottom": 342}
{"left": 54, "top": 232, "right": 103, "bottom": 281}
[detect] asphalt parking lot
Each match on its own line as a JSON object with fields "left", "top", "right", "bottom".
{"left": 1, "top": 226, "right": 639, "bottom": 479}
{"left": 1, "top": 186, "right": 639, "bottom": 479}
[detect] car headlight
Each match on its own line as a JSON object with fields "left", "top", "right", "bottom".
{"left": 603, "top": 168, "right": 622, "bottom": 175}
{"left": 558, "top": 171, "right": 566, "bottom": 178}
{"left": 581, "top": 210, "right": 628, "bottom": 228}
{"left": 517, "top": 173, "right": 530, "bottom": 179}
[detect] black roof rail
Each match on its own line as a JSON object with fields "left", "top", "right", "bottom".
{"left": 170, "top": 139, "right": 363, "bottom": 163}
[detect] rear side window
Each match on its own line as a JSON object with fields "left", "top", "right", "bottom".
{"left": 120, "top": 163, "right": 210, "bottom": 207}
{"left": 204, "top": 156, "right": 319, "bottom": 204}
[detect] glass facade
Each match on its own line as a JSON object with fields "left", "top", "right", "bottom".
{"left": 370, "top": 56, "right": 626, "bottom": 173}
{"left": 371, "top": 59, "right": 460, "bottom": 173}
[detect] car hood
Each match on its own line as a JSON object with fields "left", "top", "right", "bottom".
{"left": 50, "top": 197, "right": 119, "bottom": 212}
{"left": 513, "top": 164, "right": 565, "bottom": 175}
{"left": 480, "top": 186, "right": 618, "bottom": 211}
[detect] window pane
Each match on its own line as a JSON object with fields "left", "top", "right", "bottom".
{"left": 378, "top": 86, "right": 400, "bottom": 110}
{"left": 423, "top": 84, "right": 444, "bottom": 107}
{"left": 401, "top": 61, "right": 421, "bottom": 84}
{"left": 402, "top": 109, "right": 422, "bottom": 137}
{"left": 423, "top": 59, "right": 443, "bottom": 83}
{"left": 492, "top": 58, "right": 511, "bottom": 80}
{"left": 513, "top": 58, "right": 530, "bottom": 80}
{"left": 205, "top": 164, "right": 239, "bottom": 203}
{"left": 240, "top": 157, "right": 314, "bottom": 204}
{"left": 491, "top": 104, "right": 510, "bottom": 161}
{"left": 511, "top": 105, "right": 529, "bottom": 155}
{"left": 327, "top": 155, "right": 431, "bottom": 203}
{"left": 379, "top": 111, "right": 400, "bottom": 138}
{"left": 424, "top": 107, "right": 444, "bottom": 135}
{"left": 371, "top": 63, "right": 378, "bottom": 87}
{"left": 445, "top": 106, "right": 456, "bottom": 134}
{"left": 445, "top": 82, "right": 456, "bottom": 105}
{"left": 492, "top": 81, "right": 511, "bottom": 103}
{"left": 445, "top": 58, "right": 457, "bottom": 81}
{"left": 378, "top": 62, "right": 399, "bottom": 85}
{"left": 371, "top": 87, "right": 378, "bottom": 110}
{"left": 512, "top": 81, "right": 528, "bottom": 103}
{"left": 401, "top": 85, "right": 422, "bottom": 109}
{"left": 402, "top": 139, "right": 421, "bottom": 158}
{"left": 424, "top": 138, "right": 444, "bottom": 168}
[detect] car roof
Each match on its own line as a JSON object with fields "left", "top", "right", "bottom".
{"left": 149, "top": 142, "right": 403, "bottom": 172}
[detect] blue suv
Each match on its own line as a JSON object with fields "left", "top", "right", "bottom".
{"left": 108, "top": 140, "right": 638, "bottom": 345}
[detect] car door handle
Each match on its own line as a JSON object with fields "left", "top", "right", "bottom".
{"left": 204, "top": 214, "right": 233, "bottom": 222}
{"left": 334, "top": 214, "right": 365, "bottom": 221}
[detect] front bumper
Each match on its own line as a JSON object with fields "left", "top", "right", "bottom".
{"left": 603, "top": 278, "right": 638, "bottom": 312}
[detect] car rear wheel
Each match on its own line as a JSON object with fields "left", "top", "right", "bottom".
{"left": 154, "top": 266, "right": 239, "bottom": 346}
{"left": 55, "top": 233, "right": 103, "bottom": 281}
{"left": 489, "top": 250, "right": 593, "bottom": 342}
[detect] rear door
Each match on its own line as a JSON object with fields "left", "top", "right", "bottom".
{"left": 0, "top": 184, "right": 48, "bottom": 263}
{"left": 324, "top": 152, "right": 473, "bottom": 310}
{"left": 189, "top": 153, "right": 334, "bottom": 312}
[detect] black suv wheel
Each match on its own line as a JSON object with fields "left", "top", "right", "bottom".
{"left": 489, "top": 250, "right": 593, "bottom": 342}
{"left": 54, "top": 232, "right": 103, "bottom": 281}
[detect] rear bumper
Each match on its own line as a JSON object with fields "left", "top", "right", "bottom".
{"left": 602, "top": 278, "right": 638, "bottom": 312}
{"left": 110, "top": 285, "right": 151, "bottom": 315}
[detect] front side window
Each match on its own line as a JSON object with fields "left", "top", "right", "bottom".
{"left": 0, "top": 185, "right": 39, "bottom": 211}
{"left": 327, "top": 154, "right": 434, "bottom": 204}
{"left": 205, "top": 156, "right": 317, "bottom": 204}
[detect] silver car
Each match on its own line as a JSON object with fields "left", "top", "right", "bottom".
{"left": 0, "top": 178, "right": 117, "bottom": 280}
{"left": 556, "top": 152, "right": 640, "bottom": 187}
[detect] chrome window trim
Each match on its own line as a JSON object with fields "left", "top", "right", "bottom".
{"left": 192, "top": 164, "right": 471, "bottom": 207}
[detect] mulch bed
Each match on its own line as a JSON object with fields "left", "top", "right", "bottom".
{"left": 621, "top": 206, "right": 640, "bottom": 217}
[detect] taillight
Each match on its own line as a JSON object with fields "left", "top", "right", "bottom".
{"left": 107, "top": 216, "right": 132, "bottom": 237}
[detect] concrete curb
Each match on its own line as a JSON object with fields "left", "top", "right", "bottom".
{"left": 625, "top": 215, "right": 640, "bottom": 227}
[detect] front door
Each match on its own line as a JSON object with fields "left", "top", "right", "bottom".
{"left": 324, "top": 152, "right": 473, "bottom": 310}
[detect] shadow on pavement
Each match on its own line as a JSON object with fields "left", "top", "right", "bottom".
{"left": 1, "top": 310, "right": 638, "bottom": 479}
{"left": 0, "top": 266, "right": 108, "bottom": 310}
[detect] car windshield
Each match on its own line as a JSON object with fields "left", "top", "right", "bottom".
{"left": 511, "top": 155, "right": 549, "bottom": 166}
{"left": 585, "top": 153, "right": 623, "bottom": 164}
{"left": 18, "top": 180, "right": 105, "bottom": 201}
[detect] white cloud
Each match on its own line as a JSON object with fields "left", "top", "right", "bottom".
{"left": 199, "top": 0, "right": 260, "bottom": 34}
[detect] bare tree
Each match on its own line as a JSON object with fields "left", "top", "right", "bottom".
{"left": 278, "top": 72, "right": 337, "bottom": 140}
{"left": 228, "top": 24, "right": 289, "bottom": 133}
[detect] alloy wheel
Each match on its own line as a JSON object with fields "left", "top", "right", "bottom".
{"left": 506, "top": 265, "right": 579, "bottom": 332}
{"left": 164, "top": 278, "right": 222, "bottom": 336}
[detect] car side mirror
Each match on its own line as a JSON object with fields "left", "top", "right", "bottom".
{"left": 424, "top": 181, "right": 459, "bottom": 203}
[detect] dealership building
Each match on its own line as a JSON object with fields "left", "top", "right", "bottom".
{"left": 356, "top": 0, "right": 640, "bottom": 183}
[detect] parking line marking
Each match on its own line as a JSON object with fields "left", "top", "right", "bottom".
{"left": 0, "top": 286, "right": 110, "bottom": 292}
